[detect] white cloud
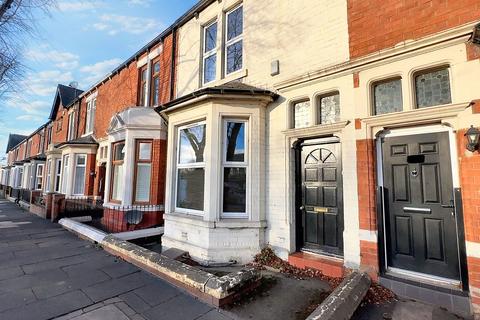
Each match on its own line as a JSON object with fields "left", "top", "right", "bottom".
{"left": 127, "top": 0, "right": 152, "bottom": 7}
{"left": 21, "top": 70, "right": 74, "bottom": 97}
{"left": 80, "top": 58, "right": 123, "bottom": 85}
{"left": 92, "top": 14, "right": 162, "bottom": 35}
{"left": 25, "top": 49, "right": 79, "bottom": 71}
{"left": 57, "top": 1, "right": 104, "bottom": 11}
{"left": 16, "top": 115, "right": 44, "bottom": 122}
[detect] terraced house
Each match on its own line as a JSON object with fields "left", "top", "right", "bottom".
{"left": 1, "top": 0, "right": 480, "bottom": 317}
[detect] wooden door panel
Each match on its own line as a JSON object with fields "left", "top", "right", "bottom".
{"left": 300, "top": 142, "right": 343, "bottom": 255}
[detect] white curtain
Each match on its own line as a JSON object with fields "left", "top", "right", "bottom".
{"left": 135, "top": 163, "right": 151, "bottom": 202}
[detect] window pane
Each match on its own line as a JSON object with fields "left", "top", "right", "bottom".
{"left": 141, "top": 69, "right": 147, "bottom": 81}
{"left": 227, "top": 6, "right": 243, "bottom": 41}
{"left": 37, "top": 165, "right": 43, "bottom": 176}
{"left": 153, "top": 62, "right": 160, "bottom": 74}
{"left": 294, "top": 101, "right": 311, "bottom": 128}
{"left": 204, "top": 22, "right": 217, "bottom": 52}
{"left": 226, "top": 40, "right": 243, "bottom": 74}
{"left": 74, "top": 166, "right": 85, "bottom": 195}
{"left": 415, "top": 68, "right": 451, "bottom": 108}
{"left": 176, "top": 168, "right": 204, "bottom": 211}
{"left": 223, "top": 167, "right": 246, "bottom": 213}
{"left": 179, "top": 124, "right": 206, "bottom": 164}
{"left": 77, "top": 156, "right": 86, "bottom": 166}
{"left": 319, "top": 93, "right": 340, "bottom": 124}
{"left": 135, "top": 163, "right": 151, "bottom": 202}
{"left": 226, "top": 122, "right": 245, "bottom": 162}
{"left": 152, "top": 77, "right": 160, "bottom": 105}
{"left": 114, "top": 143, "right": 125, "bottom": 161}
{"left": 112, "top": 164, "right": 124, "bottom": 200}
{"left": 138, "top": 142, "right": 151, "bottom": 160}
{"left": 204, "top": 54, "right": 216, "bottom": 83}
{"left": 373, "top": 79, "right": 403, "bottom": 115}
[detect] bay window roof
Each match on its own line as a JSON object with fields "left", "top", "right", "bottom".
{"left": 156, "top": 82, "right": 279, "bottom": 113}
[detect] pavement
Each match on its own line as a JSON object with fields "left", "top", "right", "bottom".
{"left": 0, "top": 199, "right": 231, "bottom": 320}
{"left": 352, "top": 297, "right": 472, "bottom": 320}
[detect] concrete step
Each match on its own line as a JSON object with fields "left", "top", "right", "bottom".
{"left": 288, "top": 251, "right": 344, "bottom": 278}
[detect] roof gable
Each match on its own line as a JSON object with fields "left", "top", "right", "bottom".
{"left": 48, "top": 84, "right": 83, "bottom": 120}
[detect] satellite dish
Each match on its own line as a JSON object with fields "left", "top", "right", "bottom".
{"left": 69, "top": 81, "right": 79, "bottom": 89}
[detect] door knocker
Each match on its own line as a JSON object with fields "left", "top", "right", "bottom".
{"left": 411, "top": 167, "right": 418, "bottom": 177}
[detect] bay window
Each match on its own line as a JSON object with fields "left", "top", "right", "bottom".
{"left": 73, "top": 154, "right": 86, "bottom": 195}
{"left": 225, "top": 5, "right": 243, "bottom": 75}
{"left": 222, "top": 120, "right": 247, "bottom": 217}
{"left": 85, "top": 98, "right": 96, "bottom": 134}
{"left": 110, "top": 142, "right": 125, "bottom": 202}
{"left": 35, "top": 164, "right": 44, "bottom": 190}
{"left": 54, "top": 159, "right": 62, "bottom": 192}
{"left": 150, "top": 60, "right": 161, "bottom": 106}
{"left": 61, "top": 155, "right": 69, "bottom": 194}
{"left": 176, "top": 122, "right": 206, "bottom": 214}
{"left": 203, "top": 21, "right": 217, "bottom": 84}
{"left": 134, "top": 140, "right": 152, "bottom": 203}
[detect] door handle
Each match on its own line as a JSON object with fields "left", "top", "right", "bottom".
{"left": 299, "top": 206, "right": 305, "bottom": 210}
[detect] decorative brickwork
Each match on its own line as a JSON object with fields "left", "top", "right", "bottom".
{"left": 348, "top": 0, "right": 480, "bottom": 59}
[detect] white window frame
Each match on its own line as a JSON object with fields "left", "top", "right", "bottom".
{"left": 45, "top": 159, "right": 52, "bottom": 192}
{"left": 61, "top": 155, "right": 69, "bottom": 194}
{"left": 54, "top": 159, "right": 62, "bottom": 193}
{"left": 224, "top": 4, "right": 244, "bottom": 76}
{"left": 85, "top": 99, "right": 96, "bottom": 134}
{"left": 73, "top": 154, "right": 87, "bottom": 196}
{"left": 174, "top": 121, "right": 206, "bottom": 216}
{"left": 35, "top": 164, "right": 44, "bottom": 191}
{"left": 202, "top": 20, "right": 218, "bottom": 85}
{"left": 67, "top": 111, "right": 76, "bottom": 141}
{"left": 221, "top": 119, "right": 248, "bottom": 218}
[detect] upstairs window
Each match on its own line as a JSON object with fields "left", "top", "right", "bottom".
{"left": 134, "top": 140, "right": 152, "bottom": 203}
{"left": 85, "top": 98, "right": 96, "bottom": 134}
{"left": 150, "top": 59, "right": 161, "bottom": 106}
{"left": 110, "top": 142, "right": 125, "bottom": 202}
{"left": 225, "top": 5, "right": 243, "bottom": 75}
{"left": 373, "top": 78, "right": 403, "bottom": 115}
{"left": 292, "top": 100, "right": 311, "bottom": 129}
{"left": 56, "top": 117, "right": 63, "bottom": 132}
{"left": 139, "top": 66, "right": 148, "bottom": 106}
{"left": 318, "top": 92, "right": 340, "bottom": 124}
{"left": 67, "top": 112, "right": 76, "bottom": 141}
{"left": 203, "top": 21, "right": 217, "bottom": 84}
{"left": 415, "top": 67, "right": 451, "bottom": 108}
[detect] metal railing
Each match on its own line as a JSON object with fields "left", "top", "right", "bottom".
{"left": 98, "top": 205, "right": 162, "bottom": 233}
{"left": 31, "top": 192, "right": 45, "bottom": 207}
{"left": 60, "top": 196, "right": 104, "bottom": 220}
{"left": 19, "top": 189, "right": 31, "bottom": 203}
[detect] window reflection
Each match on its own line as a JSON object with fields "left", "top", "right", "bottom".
{"left": 179, "top": 124, "right": 206, "bottom": 164}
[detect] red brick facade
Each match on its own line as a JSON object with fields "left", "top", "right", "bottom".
{"left": 348, "top": 0, "right": 480, "bottom": 59}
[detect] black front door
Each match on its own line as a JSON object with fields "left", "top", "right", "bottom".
{"left": 299, "top": 139, "right": 343, "bottom": 255}
{"left": 382, "top": 132, "right": 460, "bottom": 279}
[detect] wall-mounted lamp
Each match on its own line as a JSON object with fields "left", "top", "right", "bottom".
{"left": 465, "top": 125, "right": 480, "bottom": 152}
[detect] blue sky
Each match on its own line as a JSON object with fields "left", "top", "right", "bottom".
{"left": 0, "top": 0, "right": 198, "bottom": 161}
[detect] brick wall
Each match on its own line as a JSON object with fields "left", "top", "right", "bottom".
{"left": 348, "top": 0, "right": 480, "bottom": 59}
{"left": 51, "top": 103, "right": 68, "bottom": 145}
{"left": 457, "top": 128, "right": 480, "bottom": 313}
{"left": 30, "top": 131, "right": 42, "bottom": 156}
{"left": 356, "top": 138, "right": 379, "bottom": 279}
{"left": 17, "top": 143, "right": 26, "bottom": 161}
{"left": 84, "top": 35, "right": 173, "bottom": 140}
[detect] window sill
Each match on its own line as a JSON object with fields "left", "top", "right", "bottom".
{"left": 201, "top": 68, "right": 248, "bottom": 89}
{"left": 165, "top": 212, "right": 266, "bottom": 229}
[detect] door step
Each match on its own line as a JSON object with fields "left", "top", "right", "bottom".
{"left": 288, "top": 252, "right": 344, "bottom": 278}
{"left": 379, "top": 276, "right": 471, "bottom": 318}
